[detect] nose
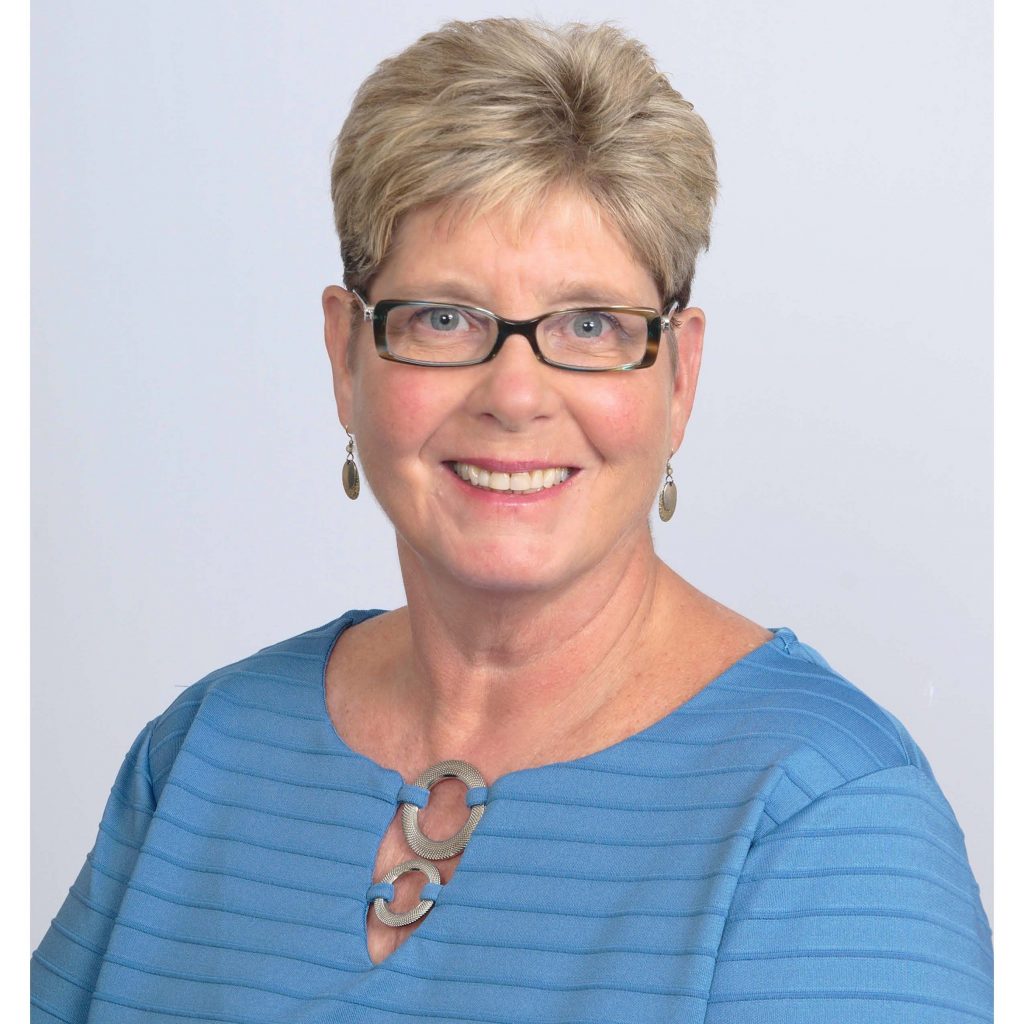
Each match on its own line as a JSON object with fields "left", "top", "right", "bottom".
{"left": 465, "top": 330, "right": 557, "bottom": 431}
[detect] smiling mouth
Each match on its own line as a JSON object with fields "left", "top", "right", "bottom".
{"left": 447, "top": 461, "right": 573, "bottom": 495}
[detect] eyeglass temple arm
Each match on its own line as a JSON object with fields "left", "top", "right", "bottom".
{"left": 352, "top": 291, "right": 374, "bottom": 321}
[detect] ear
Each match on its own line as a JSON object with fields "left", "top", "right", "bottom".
{"left": 322, "top": 285, "right": 359, "bottom": 429}
{"left": 668, "top": 307, "right": 705, "bottom": 452}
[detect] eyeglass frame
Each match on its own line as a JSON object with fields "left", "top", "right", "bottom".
{"left": 352, "top": 292, "right": 680, "bottom": 372}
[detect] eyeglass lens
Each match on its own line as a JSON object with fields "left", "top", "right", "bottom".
{"left": 382, "top": 303, "right": 652, "bottom": 369}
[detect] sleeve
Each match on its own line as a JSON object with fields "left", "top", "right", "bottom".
{"left": 31, "top": 721, "right": 158, "bottom": 1024}
{"left": 703, "top": 764, "right": 993, "bottom": 1023}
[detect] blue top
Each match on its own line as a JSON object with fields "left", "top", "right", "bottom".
{"left": 32, "top": 610, "right": 993, "bottom": 1022}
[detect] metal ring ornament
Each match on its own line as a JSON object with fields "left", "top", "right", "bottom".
{"left": 400, "top": 759, "right": 487, "bottom": 860}
{"left": 371, "top": 859, "right": 442, "bottom": 927}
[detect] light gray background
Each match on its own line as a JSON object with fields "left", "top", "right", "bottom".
{"left": 31, "top": 0, "right": 993, "bottom": 947}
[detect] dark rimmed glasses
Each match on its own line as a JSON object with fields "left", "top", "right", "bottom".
{"left": 353, "top": 293, "right": 678, "bottom": 372}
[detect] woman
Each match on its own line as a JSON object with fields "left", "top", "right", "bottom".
{"left": 32, "top": 17, "right": 992, "bottom": 1023}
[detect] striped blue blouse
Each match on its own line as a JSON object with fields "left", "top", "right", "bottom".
{"left": 32, "top": 610, "right": 993, "bottom": 1022}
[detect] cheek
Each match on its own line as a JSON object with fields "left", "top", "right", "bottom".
{"left": 580, "top": 379, "right": 671, "bottom": 458}
{"left": 352, "top": 366, "right": 448, "bottom": 465}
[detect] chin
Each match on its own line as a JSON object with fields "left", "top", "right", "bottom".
{"left": 430, "top": 538, "right": 584, "bottom": 595}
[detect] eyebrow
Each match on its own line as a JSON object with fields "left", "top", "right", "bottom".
{"left": 384, "top": 279, "right": 647, "bottom": 310}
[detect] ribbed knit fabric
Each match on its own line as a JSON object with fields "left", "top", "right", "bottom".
{"left": 31, "top": 610, "right": 993, "bottom": 1022}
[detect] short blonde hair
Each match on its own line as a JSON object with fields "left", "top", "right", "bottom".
{"left": 330, "top": 18, "right": 717, "bottom": 308}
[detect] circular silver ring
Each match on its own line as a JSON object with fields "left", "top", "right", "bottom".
{"left": 371, "top": 859, "right": 442, "bottom": 928}
{"left": 400, "top": 759, "right": 487, "bottom": 860}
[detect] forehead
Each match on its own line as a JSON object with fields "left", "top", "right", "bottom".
{"left": 376, "top": 189, "right": 659, "bottom": 309}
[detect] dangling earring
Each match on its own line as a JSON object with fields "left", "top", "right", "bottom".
{"left": 342, "top": 428, "right": 361, "bottom": 500}
{"left": 658, "top": 462, "right": 677, "bottom": 522}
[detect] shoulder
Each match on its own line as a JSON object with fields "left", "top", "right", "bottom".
{"left": 702, "top": 632, "right": 993, "bottom": 1016}
{"left": 144, "top": 609, "right": 381, "bottom": 797}
{"left": 691, "top": 627, "right": 937, "bottom": 825}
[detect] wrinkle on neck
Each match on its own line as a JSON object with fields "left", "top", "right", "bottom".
{"left": 387, "top": 530, "right": 671, "bottom": 769}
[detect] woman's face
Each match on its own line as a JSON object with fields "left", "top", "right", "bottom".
{"left": 323, "top": 189, "right": 704, "bottom": 595}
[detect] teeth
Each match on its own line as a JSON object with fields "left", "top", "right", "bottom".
{"left": 452, "top": 462, "right": 572, "bottom": 493}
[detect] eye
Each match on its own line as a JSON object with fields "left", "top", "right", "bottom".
{"left": 427, "top": 307, "right": 465, "bottom": 332}
{"left": 571, "top": 312, "right": 609, "bottom": 339}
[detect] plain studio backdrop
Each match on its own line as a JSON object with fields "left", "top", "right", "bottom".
{"left": 31, "top": 0, "right": 992, "bottom": 947}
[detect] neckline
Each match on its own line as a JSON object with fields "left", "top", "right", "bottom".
{"left": 318, "top": 608, "right": 795, "bottom": 792}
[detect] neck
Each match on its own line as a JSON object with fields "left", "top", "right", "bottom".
{"left": 385, "top": 529, "right": 678, "bottom": 776}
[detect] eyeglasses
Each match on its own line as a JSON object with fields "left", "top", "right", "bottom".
{"left": 353, "top": 293, "right": 678, "bottom": 372}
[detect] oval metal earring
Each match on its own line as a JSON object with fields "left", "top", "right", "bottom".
{"left": 342, "top": 430, "right": 361, "bottom": 500}
{"left": 658, "top": 462, "right": 677, "bottom": 522}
